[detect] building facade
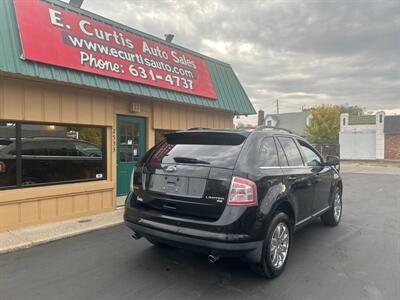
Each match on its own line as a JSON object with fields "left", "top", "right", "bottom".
{"left": 383, "top": 116, "right": 400, "bottom": 160}
{"left": 339, "top": 112, "right": 400, "bottom": 160}
{"left": 260, "top": 111, "right": 312, "bottom": 137}
{"left": 0, "top": 0, "right": 255, "bottom": 231}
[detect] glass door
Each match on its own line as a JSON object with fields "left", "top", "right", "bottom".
{"left": 116, "top": 116, "right": 146, "bottom": 196}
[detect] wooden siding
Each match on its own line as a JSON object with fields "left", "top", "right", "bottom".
{"left": 153, "top": 102, "right": 233, "bottom": 131}
{"left": 0, "top": 77, "right": 117, "bottom": 231}
{"left": 0, "top": 182, "right": 114, "bottom": 231}
{"left": 0, "top": 77, "right": 114, "bottom": 126}
{"left": 0, "top": 75, "right": 234, "bottom": 231}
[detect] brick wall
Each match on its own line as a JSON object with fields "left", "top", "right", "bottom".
{"left": 385, "top": 134, "right": 400, "bottom": 160}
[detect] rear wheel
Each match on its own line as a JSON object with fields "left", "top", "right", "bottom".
{"left": 321, "top": 187, "right": 342, "bottom": 226}
{"left": 251, "top": 212, "right": 292, "bottom": 278}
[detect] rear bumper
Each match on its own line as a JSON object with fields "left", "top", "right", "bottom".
{"left": 124, "top": 218, "right": 263, "bottom": 263}
{"left": 124, "top": 190, "right": 265, "bottom": 262}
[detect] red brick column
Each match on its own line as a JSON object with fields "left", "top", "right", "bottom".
{"left": 385, "top": 134, "right": 400, "bottom": 160}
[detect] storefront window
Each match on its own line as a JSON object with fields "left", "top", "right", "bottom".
{"left": 0, "top": 122, "right": 17, "bottom": 188}
{"left": 0, "top": 122, "right": 106, "bottom": 189}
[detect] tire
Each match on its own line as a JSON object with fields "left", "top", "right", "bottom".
{"left": 321, "top": 186, "right": 343, "bottom": 226}
{"left": 250, "top": 212, "right": 292, "bottom": 278}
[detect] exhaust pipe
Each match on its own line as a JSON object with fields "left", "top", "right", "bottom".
{"left": 131, "top": 231, "right": 142, "bottom": 240}
{"left": 208, "top": 253, "right": 220, "bottom": 263}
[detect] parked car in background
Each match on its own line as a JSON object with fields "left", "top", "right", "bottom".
{"left": 0, "top": 138, "right": 13, "bottom": 150}
{"left": 124, "top": 127, "right": 343, "bottom": 278}
{"left": 0, "top": 137, "right": 103, "bottom": 187}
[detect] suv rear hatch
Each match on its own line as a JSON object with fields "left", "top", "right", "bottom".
{"left": 135, "top": 131, "right": 248, "bottom": 220}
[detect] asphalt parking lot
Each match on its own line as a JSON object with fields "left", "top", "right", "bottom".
{"left": 0, "top": 173, "right": 399, "bottom": 300}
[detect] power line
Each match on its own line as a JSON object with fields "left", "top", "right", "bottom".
{"left": 276, "top": 99, "right": 279, "bottom": 114}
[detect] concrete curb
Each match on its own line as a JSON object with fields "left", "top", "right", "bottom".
{"left": 0, "top": 209, "right": 124, "bottom": 255}
{"left": 341, "top": 164, "right": 400, "bottom": 175}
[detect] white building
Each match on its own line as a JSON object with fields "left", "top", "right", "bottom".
{"left": 339, "top": 111, "right": 389, "bottom": 160}
{"left": 262, "top": 112, "right": 313, "bottom": 137}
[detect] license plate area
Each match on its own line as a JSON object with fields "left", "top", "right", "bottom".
{"left": 149, "top": 174, "right": 206, "bottom": 198}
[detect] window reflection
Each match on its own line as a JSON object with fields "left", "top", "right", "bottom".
{"left": 300, "top": 145, "right": 322, "bottom": 167}
{"left": 258, "top": 137, "right": 279, "bottom": 167}
{"left": 0, "top": 123, "right": 16, "bottom": 187}
{"left": 119, "top": 121, "right": 140, "bottom": 162}
{"left": 149, "top": 141, "right": 243, "bottom": 169}
{"left": 278, "top": 137, "right": 304, "bottom": 166}
{"left": 20, "top": 124, "right": 104, "bottom": 185}
{"left": 0, "top": 122, "right": 106, "bottom": 189}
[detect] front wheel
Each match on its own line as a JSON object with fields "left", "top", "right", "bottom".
{"left": 250, "top": 212, "right": 292, "bottom": 278}
{"left": 321, "top": 187, "right": 343, "bottom": 226}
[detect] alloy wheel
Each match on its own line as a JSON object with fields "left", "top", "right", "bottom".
{"left": 269, "top": 222, "right": 290, "bottom": 269}
{"left": 333, "top": 191, "right": 342, "bottom": 222}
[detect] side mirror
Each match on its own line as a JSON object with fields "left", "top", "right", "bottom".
{"left": 325, "top": 155, "right": 340, "bottom": 167}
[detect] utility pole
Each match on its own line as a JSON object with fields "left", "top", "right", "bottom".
{"left": 276, "top": 99, "right": 279, "bottom": 114}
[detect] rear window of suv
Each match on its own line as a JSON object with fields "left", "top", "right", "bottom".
{"left": 148, "top": 131, "right": 247, "bottom": 169}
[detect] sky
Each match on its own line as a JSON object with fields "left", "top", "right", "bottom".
{"left": 72, "top": 0, "right": 399, "bottom": 125}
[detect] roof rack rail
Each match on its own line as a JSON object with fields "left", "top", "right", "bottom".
{"left": 187, "top": 127, "right": 249, "bottom": 132}
{"left": 255, "top": 125, "right": 294, "bottom": 134}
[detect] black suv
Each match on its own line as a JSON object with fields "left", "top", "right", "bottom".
{"left": 124, "top": 127, "right": 342, "bottom": 278}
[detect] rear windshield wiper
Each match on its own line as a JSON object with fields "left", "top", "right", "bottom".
{"left": 173, "top": 156, "right": 210, "bottom": 164}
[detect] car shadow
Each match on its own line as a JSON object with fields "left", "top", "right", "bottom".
{"left": 124, "top": 218, "right": 332, "bottom": 286}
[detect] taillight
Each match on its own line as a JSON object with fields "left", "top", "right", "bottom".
{"left": 227, "top": 176, "right": 257, "bottom": 206}
{"left": 130, "top": 168, "right": 142, "bottom": 192}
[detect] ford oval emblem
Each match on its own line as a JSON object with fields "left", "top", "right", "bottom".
{"left": 164, "top": 165, "right": 177, "bottom": 172}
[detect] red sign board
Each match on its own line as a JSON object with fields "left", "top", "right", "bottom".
{"left": 13, "top": 0, "right": 217, "bottom": 99}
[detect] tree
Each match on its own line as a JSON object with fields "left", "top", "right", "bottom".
{"left": 304, "top": 104, "right": 364, "bottom": 116}
{"left": 66, "top": 126, "right": 103, "bottom": 146}
{"left": 306, "top": 105, "right": 341, "bottom": 144}
{"left": 340, "top": 104, "right": 364, "bottom": 116}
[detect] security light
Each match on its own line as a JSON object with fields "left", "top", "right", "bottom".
{"left": 69, "top": 0, "right": 84, "bottom": 8}
{"left": 164, "top": 34, "right": 174, "bottom": 43}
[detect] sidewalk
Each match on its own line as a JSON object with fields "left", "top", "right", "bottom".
{"left": 0, "top": 208, "right": 124, "bottom": 254}
{"left": 341, "top": 160, "right": 400, "bottom": 175}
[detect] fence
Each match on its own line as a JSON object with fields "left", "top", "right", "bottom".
{"left": 312, "top": 144, "right": 340, "bottom": 158}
